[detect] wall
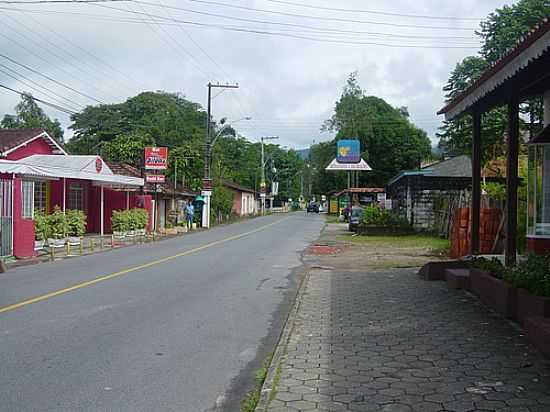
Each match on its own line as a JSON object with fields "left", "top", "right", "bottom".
{"left": 231, "top": 189, "right": 242, "bottom": 216}
{"left": 12, "top": 177, "right": 36, "bottom": 258}
{"left": 6, "top": 137, "right": 55, "bottom": 160}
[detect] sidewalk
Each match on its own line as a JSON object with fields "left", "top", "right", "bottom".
{"left": 257, "top": 224, "right": 550, "bottom": 412}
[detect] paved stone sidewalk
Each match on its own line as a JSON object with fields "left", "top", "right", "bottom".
{"left": 263, "top": 267, "right": 550, "bottom": 412}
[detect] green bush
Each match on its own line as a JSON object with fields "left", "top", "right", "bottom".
{"left": 504, "top": 254, "right": 550, "bottom": 297}
{"left": 471, "top": 256, "right": 506, "bottom": 279}
{"left": 111, "top": 208, "right": 149, "bottom": 232}
{"left": 34, "top": 209, "right": 49, "bottom": 241}
{"left": 360, "top": 205, "right": 409, "bottom": 228}
{"left": 66, "top": 209, "right": 87, "bottom": 237}
{"left": 47, "top": 206, "right": 69, "bottom": 239}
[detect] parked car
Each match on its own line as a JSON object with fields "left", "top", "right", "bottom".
{"left": 349, "top": 206, "right": 363, "bottom": 232}
{"left": 306, "top": 202, "right": 319, "bottom": 213}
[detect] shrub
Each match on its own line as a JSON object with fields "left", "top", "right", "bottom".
{"left": 47, "top": 206, "right": 69, "bottom": 239}
{"left": 360, "top": 205, "right": 409, "bottom": 228}
{"left": 66, "top": 209, "right": 87, "bottom": 237}
{"left": 111, "top": 208, "right": 148, "bottom": 232}
{"left": 504, "top": 254, "right": 550, "bottom": 297}
{"left": 34, "top": 209, "right": 49, "bottom": 241}
{"left": 471, "top": 256, "right": 506, "bottom": 279}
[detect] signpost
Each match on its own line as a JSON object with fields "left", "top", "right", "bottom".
{"left": 144, "top": 147, "right": 168, "bottom": 232}
{"left": 145, "top": 174, "right": 166, "bottom": 184}
{"left": 337, "top": 139, "right": 361, "bottom": 164}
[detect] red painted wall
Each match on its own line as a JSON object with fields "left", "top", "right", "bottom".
{"left": 231, "top": 189, "right": 242, "bottom": 215}
{"left": 135, "top": 195, "right": 153, "bottom": 232}
{"left": 6, "top": 137, "right": 56, "bottom": 160}
{"left": 12, "top": 177, "right": 36, "bottom": 258}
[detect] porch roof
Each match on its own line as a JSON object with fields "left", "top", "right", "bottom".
{"left": 0, "top": 155, "right": 144, "bottom": 187}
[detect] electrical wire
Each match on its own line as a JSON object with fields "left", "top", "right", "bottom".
{"left": 0, "top": 83, "right": 77, "bottom": 115}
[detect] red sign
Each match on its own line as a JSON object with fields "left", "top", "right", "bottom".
{"left": 95, "top": 157, "right": 103, "bottom": 173}
{"left": 145, "top": 174, "right": 166, "bottom": 183}
{"left": 144, "top": 147, "right": 168, "bottom": 170}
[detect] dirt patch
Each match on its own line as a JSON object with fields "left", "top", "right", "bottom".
{"left": 304, "top": 244, "right": 348, "bottom": 255}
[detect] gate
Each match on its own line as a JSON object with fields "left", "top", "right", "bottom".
{"left": 0, "top": 179, "right": 13, "bottom": 256}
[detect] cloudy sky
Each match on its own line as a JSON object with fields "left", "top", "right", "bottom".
{"left": 0, "top": 0, "right": 510, "bottom": 149}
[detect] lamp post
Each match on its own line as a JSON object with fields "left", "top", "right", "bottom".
{"left": 260, "top": 136, "right": 279, "bottom": 215}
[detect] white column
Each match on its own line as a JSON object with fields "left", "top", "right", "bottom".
{"left": 62, "top": 178, "right": 66, "bottom": 211}
{"left": 126, "top": 191, "right": 130, "bottom": 210}
{"left": 201, "top": 190, "right": 211, "bottom": 228}
{"left": 100, "top": 185, "right": 104, "bottom": 236}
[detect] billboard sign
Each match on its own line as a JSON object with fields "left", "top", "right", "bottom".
{"left": 144, "top": 147, "right": 168, "bottom": 170}
{"left": 336, "top": 139, "right": 360, "bottom": 164}
{"left": 145, "top": 174, "right": 166, "bottom": 183}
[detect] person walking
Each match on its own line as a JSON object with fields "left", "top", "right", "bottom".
{"left": 185, "top": 202, "right": 194, "bottom": 231}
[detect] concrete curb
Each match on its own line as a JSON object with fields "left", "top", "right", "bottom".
{"left": 254, "top": 268, "right": 311, "bottom": 412}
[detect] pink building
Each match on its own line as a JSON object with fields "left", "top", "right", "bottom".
{"left": 0, "top": 128, "right": 147, "bottom": 259}
{"left": 223, "top": 180, "right": 258, "bottom": 216}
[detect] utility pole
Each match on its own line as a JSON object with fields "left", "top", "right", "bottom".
{"left": 202, "top": 82, "right": 239, "bottom": 228}
{"left": 260, "top": 136, "right": 278, "bottom": 215}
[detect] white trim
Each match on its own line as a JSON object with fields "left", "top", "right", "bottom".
{"left": 100, "top": 185, "right": 104, "bottom": 236}
{"left": 445, "top": 30, "right": 550, "bottom": 120}
{"left": 2, "top": 131, "right": 68, "bottom": 157}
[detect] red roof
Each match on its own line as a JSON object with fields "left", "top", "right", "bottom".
{"left": 223, "top": 180, "right": 256, "bottom": 194}
{"left": 439, "top": 18, "right": 550, "bottom": 116}
{"left": 0, "top": 128, "right": 46, "bottom": 153}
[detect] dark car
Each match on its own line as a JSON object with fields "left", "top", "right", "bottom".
{"left": 306, "top": 202, "right": 319, "bottom": 213}
{"left": 348, "top": 206, "right": 363, "bottom": 232}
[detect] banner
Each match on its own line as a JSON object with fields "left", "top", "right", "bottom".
{"left": 144, "top": 147, "right": 168, "bottom": 170}
{"left": 336, "top": 139, "right": 360, "bottom": 164}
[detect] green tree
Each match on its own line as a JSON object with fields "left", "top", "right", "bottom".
{"left": 100, "top": 132, "right": 154, "bottom": 165}
{"left": 1, "top": 93, "right": 64, "bottom": 140}
{"left": 318, "top": 73, "right": 431, "bottom": 189}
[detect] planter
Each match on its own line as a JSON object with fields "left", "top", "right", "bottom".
{"left": 515, "top": 288, "right": 550, "bottom": 325}
{"left": 469, "top": 269, "right": 516, "bottom": 318}
{"left": 355, "top": 225, "right": 415, "bottom": 236}
{"left": 34, "top": 240, "right": 46, "bottom": 251}
{"left": 47, "top": 238, "right": 66, "bottom": 248}
{"left": 67, "top": 237, "right": 82, "bottom": 245}
{"left": 526, "top": 317, "right": 550, "bottom": 358}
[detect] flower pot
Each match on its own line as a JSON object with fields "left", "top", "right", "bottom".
{"left": 47, "top": 238, "right": 66, "bottom": 248}
{"left": 67, "top": 237, "right": 81, "bottom": 245}
{"left": 469, "top": 269, "right": 516, "bottom": 318}
{"left": 515, "top": 288, "right": 550, "bottom": 325}
{"left": 34, "top": 240, "right": 45, "bottom": 251}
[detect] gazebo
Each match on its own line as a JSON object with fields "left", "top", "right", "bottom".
{"left": 438, "top": 18, "right": 550, "bottom": 266}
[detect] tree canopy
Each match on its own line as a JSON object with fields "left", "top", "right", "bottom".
{"left": 310, "top": 73, "right": 431, "bottom": 192}
{"left": 1, "top": 93, "right": 64, "bottom": 140}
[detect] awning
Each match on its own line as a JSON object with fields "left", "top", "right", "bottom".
{"left": 325, "top": 158, "right": 372, "bottom": 171}
{"left": 0, "top": 156, "right": 144, "bottom": 187}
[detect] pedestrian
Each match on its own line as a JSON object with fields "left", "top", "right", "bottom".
{"left": 185, "top": 202, "right": 194, "bottom": 230}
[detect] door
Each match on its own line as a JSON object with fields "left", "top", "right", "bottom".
{"left": 0, "top": 179, "right": 13, "bottom": 256}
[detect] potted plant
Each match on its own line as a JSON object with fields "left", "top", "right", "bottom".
{"left": 66, "top": 209, "right": 86, "bottom": 245}
{"left": 47, "top": 206, "right": 68, "bottom": 247}
{"left": 470, "top": 257, "right": 516, "bottom": 318}
{"left": 34, "top": 209, "right": 49, "bottom": 250}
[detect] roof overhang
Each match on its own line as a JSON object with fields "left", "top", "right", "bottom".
{"left": 325, "top": 158, "right": 372, "bottom": 171}
{"left": 439, "top": 19, "right": 550, "bottom": 121}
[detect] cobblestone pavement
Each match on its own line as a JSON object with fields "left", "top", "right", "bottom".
{"left": 266, "top": 267, "right": 550, "bottom": 412}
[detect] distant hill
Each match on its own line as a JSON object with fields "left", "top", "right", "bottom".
{"left": 296, "top": 148, "right": 310, "bottom": 160}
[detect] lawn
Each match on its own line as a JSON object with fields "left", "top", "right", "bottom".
{"left": 337, "top": 232, "right": 450, "bottom": 252}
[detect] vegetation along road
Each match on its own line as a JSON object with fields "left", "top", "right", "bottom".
{"left": 0, "top": 213, "right": 324, "bottom": 412}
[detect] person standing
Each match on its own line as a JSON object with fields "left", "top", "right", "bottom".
{"left": 185, "top": 202, "right": 194, "bottom": 230}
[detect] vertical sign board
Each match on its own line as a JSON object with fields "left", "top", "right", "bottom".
{"left": 336, "top": 140, "right": 361, "bottom": 164}
{"left": 144, "top": 147, "right": 168, "bottom": 170}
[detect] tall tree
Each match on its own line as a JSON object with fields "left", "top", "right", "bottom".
{"left": 318, "top": 73, "right": 432, "bottom": 190}
{"left": 1, "top": 93, "right": 64, "bottom": 140}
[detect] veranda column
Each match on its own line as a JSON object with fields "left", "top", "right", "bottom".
{"left": 100, "top": 185, "right": 104, "bottom": 237}
{"left": 471, "top": 110, "right": 482, "bottom": 255}
{"left": 505, "top": 96, "right": 520, "bottom": 267}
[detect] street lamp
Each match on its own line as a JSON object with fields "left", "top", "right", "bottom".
{"left": 260, "top": 136, "right": 279, "bottom": 215}
{"left": 211, "top": 117, "right": 252, "bottom": 147}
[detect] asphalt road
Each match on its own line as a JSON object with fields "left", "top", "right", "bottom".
{"left": 0, "top": 213, "right": 324, "bottom": 412}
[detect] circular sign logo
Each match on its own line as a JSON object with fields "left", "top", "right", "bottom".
{"left": 95, "top": 157, "right": 103, "bottom": 173}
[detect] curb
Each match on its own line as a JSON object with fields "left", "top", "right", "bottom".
{"left": 255, "top": 268, "right": 311, "bottom": 412}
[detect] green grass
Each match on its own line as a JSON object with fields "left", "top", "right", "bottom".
{"left": 337, "top": 232, "right": 450, "bottom": 251}
{"left": 241, "top": 353, "right": 273, "bottom": 412}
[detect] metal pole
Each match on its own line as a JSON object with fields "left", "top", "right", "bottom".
{"left": 62, "top": 177, "right": 66, "bottom": 211}
{"left": 471, "top": 110, "right": 482, "bottom": 256}
{"left": 100, "top": 185, "right": 104, "bottom": 236}
{"left": 261, "top": 137, "right": 265, "bottom": 215}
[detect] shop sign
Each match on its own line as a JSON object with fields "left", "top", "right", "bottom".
{"left": 145, "top": 174, "right": 166, "bottom": 183}
{"left": 336, "top": 139, "right": 360, "bottom": 164}
{"left": 95, "top": 157, "right": 103, "bottom": 173}
{"left": 144, "top": 147, "right": 168, "bottom": 170}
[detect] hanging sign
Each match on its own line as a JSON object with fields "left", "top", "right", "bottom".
{"left": 337, "top": 139, "right": 361, "bottom": 164}
{"left": 144, "top": 147, "right": 168, "bottom": 170}
{"left": 145, "top": 174, "right": 166, "bottom": 183}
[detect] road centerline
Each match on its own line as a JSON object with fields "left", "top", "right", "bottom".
{"left": 0, "top": 217, "right": 288, "bottom": 316}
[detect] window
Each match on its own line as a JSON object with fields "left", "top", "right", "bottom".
{"left": 34, "top": 181, "right": 47, "bottom": 212}
{"left": 22, "top": 180, "right": 34, "bottom": 219}
{"left": 68, "top": 183, "right": 85, "bottom": 211}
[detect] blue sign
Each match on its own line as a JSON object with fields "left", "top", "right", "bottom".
{"left": 337, "top": 139, "right": 360, "bottom": 164}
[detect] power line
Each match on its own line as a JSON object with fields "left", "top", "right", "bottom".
{"left": 0, "top": 0, "right": 128, "bottom": 3}
{"left": 0, "top": 53, "right": 105, "bottom": 104}
{"left": 0, "top": 63, "right": 84, "bottom": 111}
{"left": 253, "top": 0, "right": 482, "bottom": 21}
{"left": 0, "top": 83, "right": 77, "bottom": 115}
{"left": 134, "top": 0, "right": 477, "bottom": 31}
